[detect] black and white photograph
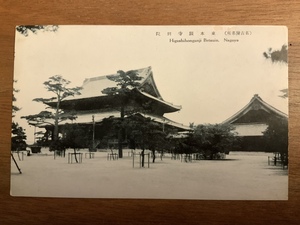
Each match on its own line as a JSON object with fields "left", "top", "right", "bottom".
{"left": 11, "top": 25, "right": 288, "bottom": 200}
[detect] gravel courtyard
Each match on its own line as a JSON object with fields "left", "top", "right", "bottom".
{"left": 10, "top": 149, "right": 288, "bottom": 200}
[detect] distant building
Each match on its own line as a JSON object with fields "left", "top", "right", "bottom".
{"left": 222, "top": 94, "right": 288, "bottom": 151}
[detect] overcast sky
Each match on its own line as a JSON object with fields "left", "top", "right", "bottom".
{"left": 13, "top": 25, "right": 288, "bottom": 144}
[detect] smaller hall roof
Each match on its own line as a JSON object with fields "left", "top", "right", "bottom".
{"left": 222, "top": 94, "right": 288, "bottom": 125}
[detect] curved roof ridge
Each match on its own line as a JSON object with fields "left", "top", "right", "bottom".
{"left": 138, "top": 67, "right": 163, "bottom": 99}
{"left": 64, "top": 66, "right": 152, "bottom": 100}
{"left": 222, "top": 94, "right": 288, "bottom": 124}
{"left": 82, "top": 75, "right": 107, "bottom": 85}
{"left": 134, "top": 112, "right": 191, "bottom": 131}
{"left": 136, "top": 89, "right": 182, "bottom": 111}
{"left": 256, "top": 95, "right": 288, "bottom": 118}
{"left": 83, "top": 66, "right": 152, "bottom": 86}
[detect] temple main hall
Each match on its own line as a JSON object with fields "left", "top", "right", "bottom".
{"left": 43, "top": 66, "right": 190, "bottom": 147}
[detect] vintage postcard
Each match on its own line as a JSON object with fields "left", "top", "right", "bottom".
{"left": 11, "top": 25, "right": 288, "bottom": 200}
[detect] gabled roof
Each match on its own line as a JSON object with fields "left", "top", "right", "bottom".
{"left": 222, "top": 94, "right": 288, "bottom": 124}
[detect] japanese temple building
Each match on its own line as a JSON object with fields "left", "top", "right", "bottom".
{"left": 43, "top": 66, "right": 190, "bottom": 147}
{"left": 222, "top": 94, "right": 288, "bottom": 151}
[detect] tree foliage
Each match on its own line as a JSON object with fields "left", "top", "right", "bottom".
{"left": 101, "top": 113, "right": 168, "bottom": 165}
{"left": 172, "top": 134, "right": 198, "bottom": 155}
{"left": 12, "top": 81, "right": 21, "bottom": 115}
{"left": 22, "top": 111, "right": 55, "bottom": 126}
{"left": 22, "top": 75, "right": 82, "bottom": 145}
{"left": 40, "top": 75, "right": 82, "bottom": 102}
{"left": 263, "top": 45, "right": 288, "bottom": 64}
{"left": 102, "top": 70, "right": 143, "bottom": 96}
{"left": 124, "top": 114, "right": 168, "bottom": 165}
{"left": 279, "top": 88, "right": 288, "bottom": 99}
{"left": 178, "top": 124, "right": 240, "bottom": 159}
{"left": 16, "top": 25, "right": 58, "bottom": 36}
{"left": 263, "top": 44, "right": 288, "bottom": 99}
{"left": 62, "top": 124, "right": 90, "bottom": 149}
{"left": 263, "top": 117, "right": 288, "bottom": 160}
{"left": 101, "top": 69, "right": 143, "bottom": 158}
{"left": 11, "top": 122, "right": 27, "bottom": 151}
{"left": 263, "top": 44, "right": 288, "bottom": 165}
{"left": 12, "top": 80, "right": 27, "bottom": 151}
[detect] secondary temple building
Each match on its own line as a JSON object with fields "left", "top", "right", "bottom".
{"left": 222, "top": 94, "right": 288, "bottom": 151}
{"left": 42, "top": 66, "right": 190, "bottom": 148}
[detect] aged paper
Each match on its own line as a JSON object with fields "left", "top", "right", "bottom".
{"left": 11, "top": 26, "right": 288, "bottom": 199}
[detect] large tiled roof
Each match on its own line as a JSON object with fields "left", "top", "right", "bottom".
{"left": 65, "top": 66, "right": 156, "bottom": 100}
{"left": 60, "top": 66, "right": 181, "bottom": 111}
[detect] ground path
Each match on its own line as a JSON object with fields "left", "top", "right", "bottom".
{"left": 11, "top": 149, "right": 288, "bottom": 200}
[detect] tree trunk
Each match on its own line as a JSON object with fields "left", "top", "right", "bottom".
{"left": 118, "top": 129, "right": 123, "bottom": 159}
{"left": 54, "top": 99, "right": 60, "bottom": 142}
{"left": 141, "top": 148, "right": 145, "bottom": 167}
{"left": 74, "top": 148, "right": 78, "bottom": 163}
{"left": 110, "top": 148, "right": 115, "bottom": 160}
{"left": 152, "top": 149, "right": 156, "bottom": 163}
{"left": 118, "top": 105, "right": 124, "bottom": 158}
